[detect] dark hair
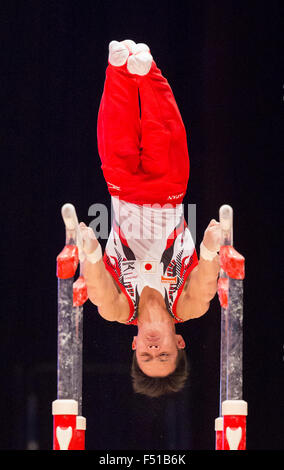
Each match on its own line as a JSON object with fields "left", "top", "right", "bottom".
{"left": 131, "top": 349, "right": 189, "bottom": 398}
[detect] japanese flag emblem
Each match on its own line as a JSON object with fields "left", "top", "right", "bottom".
{"left": 140, "top": 261, "right": 157, "bottom": 273}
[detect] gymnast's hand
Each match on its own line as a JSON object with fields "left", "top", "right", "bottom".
{"left": 78, "top": 222, "right": 99, "bottom": 255}
{"left": 202, "top": 219, "right": 221, "bottom": 253}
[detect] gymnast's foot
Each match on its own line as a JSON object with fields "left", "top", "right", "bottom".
{"left": 108, "top": 39, "right": 153, "bottom": 75}
{"left": 127, "top": 42, "right": 153, "bottom": 76}
{"left": 108, "top": 39, "right": 136, "bottom": 66}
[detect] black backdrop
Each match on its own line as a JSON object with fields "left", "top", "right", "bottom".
{"left": 1, "top": 0, "right": 283, "bottom": 451}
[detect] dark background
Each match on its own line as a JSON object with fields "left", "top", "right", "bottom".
{"left": 1, "top": 0, "right": 283, "bottom": 451}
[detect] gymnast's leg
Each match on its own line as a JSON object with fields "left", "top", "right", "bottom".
{"left": 137, "top": 58, "right": 190, "bottom": 203}
{"left": 97, "top": 41, "right": 141, "bottom": 197}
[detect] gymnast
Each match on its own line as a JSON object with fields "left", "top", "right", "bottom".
{"left": 79, "top": 40, "right": 221, "bottom": 397}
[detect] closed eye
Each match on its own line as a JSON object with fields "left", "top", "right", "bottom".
{"left": 159, "top": 353, "right": 170, "bottom": 362}
{"left": 140, "top": 353, "right": 151, "bottom": 362}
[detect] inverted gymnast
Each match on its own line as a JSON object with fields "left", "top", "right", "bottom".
{"left": 79, "top": 40, "right": 221, "bottom": 397}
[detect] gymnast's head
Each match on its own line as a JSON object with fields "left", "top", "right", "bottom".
{"left": 130, "top": 291, "right": 188, "bottom": 397}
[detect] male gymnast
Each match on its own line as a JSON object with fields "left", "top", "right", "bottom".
{"left": 79, "top": 40, "right": 221, "bottom": 397}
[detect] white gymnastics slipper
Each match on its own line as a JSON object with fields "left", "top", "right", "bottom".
{"left": 127, "top": 43, "right": 153, "bottom": 76}
{"left": 108, "top": 40, "right": 130, "bottom": 67}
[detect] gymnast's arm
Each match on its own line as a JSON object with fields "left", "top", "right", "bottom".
{"left": 178, "top": 219, "right": 221, "bottom": 320}
{"left": 79, "top": 223, "right": 127, "bottom": 322}
{"left": 82, "top": 258, "right": 128, "bottom": 322}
